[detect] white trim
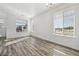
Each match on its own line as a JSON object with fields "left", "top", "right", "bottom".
{"left": 53, "top": 33, "right": 76, "bottom": 38}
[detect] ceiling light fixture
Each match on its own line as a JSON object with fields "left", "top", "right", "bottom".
{"left": 45, "top": 3, "right": 59, "bottom": 8}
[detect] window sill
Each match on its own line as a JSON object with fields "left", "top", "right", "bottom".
{"left": 53, "top": 33, "right": 76, "bottom": 38}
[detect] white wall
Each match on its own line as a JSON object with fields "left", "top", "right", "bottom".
{"left": 0, "top": 6, "right": 30, "bottom": 38}
{"left": 6, "top": 13, "right": 30, "bottom": 38}
{"left": 32, "top": 4, "right": 79, "bottom": 50}
{"left": 0, "top": 8, "right": 6, "bottom": 37}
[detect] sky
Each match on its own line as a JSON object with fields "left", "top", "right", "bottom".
{"left": 64, "top": 16, "right": 73, "bottom": 27}
{"left": 16, "top": 20, "right": 26, "bottom": 26}
{"left": 54, "top": 16, "right": 74, "bottom": 28}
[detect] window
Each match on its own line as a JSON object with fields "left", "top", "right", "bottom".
{"left": 53, "top": 10, "right": 75, "bottom": 37}
{"left": 54, "top": 13, "right": 63, "bottom": 34}
{"left": 16, "top": 20, "right": 27, "bottom": 32}
{"left": 63, "top": 11, "right": 74, "bottom": 36}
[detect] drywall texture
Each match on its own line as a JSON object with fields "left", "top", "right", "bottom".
{"left": 6, "top": 13, "right": 30, "bottom": 38}
{"left": 0, "top": 6, "right": 30, "bottom": 38}
{"left": 32, "top": 4, "right": 79, "bottom": 50}
{"left": 0, "top": 8, "right": 6, "bottom": 37}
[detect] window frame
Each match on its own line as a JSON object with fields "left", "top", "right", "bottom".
{"left": 16, "top": 20, "right": 28, "bottom": 32}
{"left": 53, "top": 10, "right": 76, "bottom": 38}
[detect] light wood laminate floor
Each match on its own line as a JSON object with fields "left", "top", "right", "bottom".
{"left": 0, "top": 37, "right": 55, "bottom": 56}
{"left": 0, "top": 37, "right": 79, "bottom": 56}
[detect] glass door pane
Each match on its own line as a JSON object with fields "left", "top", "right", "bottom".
{"left": 63, "top": 11, "right": 74, "bottom": 36}
{"left": 54, "top": 13, "right": 63, "bottom": 34}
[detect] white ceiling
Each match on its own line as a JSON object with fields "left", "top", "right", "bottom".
{"left": 0, "top": 3, "right": 49, "bottom": 18}
{"left": 0, "top": 3, "right": 60, "bottom": 19}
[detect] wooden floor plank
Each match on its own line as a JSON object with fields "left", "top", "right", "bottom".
{"left": 0, "top": 37, "right": 79, "bottom": 56}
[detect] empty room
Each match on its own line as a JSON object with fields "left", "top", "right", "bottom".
{"left": 0, "top": 3, "right": 79, "bottom": 56}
